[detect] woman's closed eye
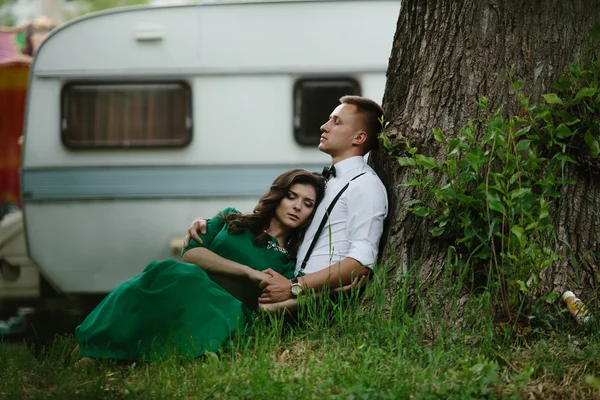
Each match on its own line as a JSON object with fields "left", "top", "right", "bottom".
{"left": 287, "top": 188, "right": 316, "bottom": 209}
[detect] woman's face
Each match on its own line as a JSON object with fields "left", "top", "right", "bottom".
{"left": 275, "top": 183, "right": 318, "bottom": 229}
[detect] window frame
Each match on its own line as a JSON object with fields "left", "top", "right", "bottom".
{"left": 60, "top": 80, "right": 193, "bottom": 150}
{"left": 293, "top": 77, "right": 361, "bottom": 146}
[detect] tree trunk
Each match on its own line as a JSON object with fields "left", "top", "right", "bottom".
{"left": 371, "top": 0, "right": 600, "bottom": 311}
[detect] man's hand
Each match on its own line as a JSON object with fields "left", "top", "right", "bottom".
{"left": 183, "top": 218, "right": 208, "bottom": 248}
{"left": 258, "top": 269, "right": 292, "bottom": 303}
{"left": 330, "top": 275, "right": 368, "bottom": 296}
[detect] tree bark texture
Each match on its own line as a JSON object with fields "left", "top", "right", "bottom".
{"left": 371, "top": 0, "right": 600, "bottom": 307}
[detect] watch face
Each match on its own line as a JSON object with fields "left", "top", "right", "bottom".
{"left": 291, "top": 284, "right": 302, "bottom": 296}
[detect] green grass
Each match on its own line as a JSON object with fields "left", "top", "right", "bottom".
{"left": 1, "top": 269, "right": 600, "bottom": 399}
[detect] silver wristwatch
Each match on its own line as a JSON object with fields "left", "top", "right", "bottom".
{"left": 291, "top": 277, "right": 303, "bottom": 296}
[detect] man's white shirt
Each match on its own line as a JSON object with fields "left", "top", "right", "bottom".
{"left": 295, "top": 156, "right": 388, "bottom": 275}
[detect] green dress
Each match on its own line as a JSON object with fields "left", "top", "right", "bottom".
{"left": 75, "top": 208, "right": 295, "bottom": 361}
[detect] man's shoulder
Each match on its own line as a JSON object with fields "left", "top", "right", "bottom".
{"left": 354, "top": 167, "right": 386, "bottom": 190}
{"left": 345, "top": 168, "right": 388, "bottom": 207}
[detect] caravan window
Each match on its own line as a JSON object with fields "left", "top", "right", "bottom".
{"left": 293, "top": 78, "right": 361, "bottom": 145}
{"left": 61, "top": 82, "right": 192, "bottom": 148}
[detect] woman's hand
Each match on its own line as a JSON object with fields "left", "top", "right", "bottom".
{"left": 247, "top": 269, "right": 270, "bottom": 285}
{"left": 258, "top": 299, "right": 298, "bottom": 314}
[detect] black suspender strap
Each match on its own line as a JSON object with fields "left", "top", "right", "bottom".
{"left": 298, "top": 172, "right": 367, "bottom": 274}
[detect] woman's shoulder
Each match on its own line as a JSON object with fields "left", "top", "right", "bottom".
{"left": 215, "top": 207, "right": 242, "bottom": 218}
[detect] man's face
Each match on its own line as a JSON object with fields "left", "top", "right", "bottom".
{"left": 318, "top": 103, "right": 364, "bottom": 157}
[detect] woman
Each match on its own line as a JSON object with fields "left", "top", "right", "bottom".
{"left": 74, "top": 169, "right": 325, "bottom": 361}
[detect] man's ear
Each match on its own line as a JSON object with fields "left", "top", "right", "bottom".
{"left": 352, "top": 130, "right": 368, "bottom": 146}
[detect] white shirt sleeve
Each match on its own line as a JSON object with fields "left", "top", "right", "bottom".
{"left": 344, "top": 174, "right": 388, "bottom": 268}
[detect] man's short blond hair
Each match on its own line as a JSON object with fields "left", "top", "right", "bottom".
{"left": 340, "top": 95, "right": 384, "bottom": 153}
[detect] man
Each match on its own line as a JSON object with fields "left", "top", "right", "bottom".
{"left": 184, "top": 95, "right": 388, "bottom": 307}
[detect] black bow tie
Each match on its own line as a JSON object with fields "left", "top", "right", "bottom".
{"left": 321, "top": 165, "right": 337, "bottom": 180}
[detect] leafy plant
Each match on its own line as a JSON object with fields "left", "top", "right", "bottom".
{"left": 382, "top": 50, "right": 600, "bottom": 317}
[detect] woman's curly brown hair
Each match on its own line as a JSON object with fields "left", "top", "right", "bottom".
{"left": 222, "top": 169, "right": 325, "bottom": 259}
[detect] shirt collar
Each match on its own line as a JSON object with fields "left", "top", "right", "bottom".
{"left": 332, "top": 156, "right": 365, "bottom": 177}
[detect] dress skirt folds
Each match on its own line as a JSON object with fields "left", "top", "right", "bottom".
{"left": 75, "top": 208, "right": 295, "bottom": 361}
{"left": 75, "top": 259, "right": 253, "bottom": 361}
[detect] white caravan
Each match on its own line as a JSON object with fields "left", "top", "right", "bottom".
{"left": 21, "top": 0, "right": 399, "bottom": 296}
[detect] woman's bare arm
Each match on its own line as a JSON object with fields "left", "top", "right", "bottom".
{"left": 258, "top": 298, "right": 298, "bottom": 314}
{"left": 182, "top": 247, "right": 269, "bottom": 284}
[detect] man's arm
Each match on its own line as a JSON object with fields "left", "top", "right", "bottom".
{"left": 258, "top": 268, "right": 368, "bottom": 307}
{"left": 258, "top": 258, "right": 370, "bottom": 303}
{"left": 298, "top": 257, "right": 370, "bottom": 289}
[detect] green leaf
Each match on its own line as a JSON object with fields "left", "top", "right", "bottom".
{"left": 569, "top": 63, "right": 582, "bottom": 79}
{"left": 516, "top": 280, "right": 528, "bottom": 293}
{"left": 535, "top": 110, "right": 552, "bottom": 121}
{"left": 575, "top": 87, "right": 597, "bottom": 101}
{"left": 555, "top": 124, "right": 573, "bottom": 139}
{"left": 509, "top": 173, "right": 520, "bottom": 185}
{"left": 415, "top": 154, "right": 439, "bottom": 169}
{"left": 397, "top": 157, "right": 416, "bottom": 166}
{"left": 540, "top": 291, "right": 559, "bottom": 303}
{"left": 539, "top": 198, "right": 549, "bottom": 220}
{"left": 461, "top": 124, "right": 475, "bottom": 143}
{"left": 410, "top": 206, "right": 431, "bottom": 217}
{"left": 564, "top": 118, "right": 581, "bottom": 126}
{"left": 433, "top": 128, "right": 445, "bottom": 143}
{"left": 456, "top": 193, "right": 475, "bottom": 204}
{"left": 514, "top": 126, "right": 531, "bottom": 137}
{"left": 487, "top": 191, "right": 506, "bottom": 216}
{"left": 511, "top": 225, "right": 525, "bottom": 244}
{"left": 525, "top": 221, "right": 538, "bottom": 231}
{"left": 463, "top": 223, "right": 477, "bottom": 239}
{"left": 510, "top": 188, "right": 531, "bottom": 200}
{"left": 516, "top": 140, "right": 531, "bottom": 152}
{"left": 429, "top": 226, "right": 445, "bottom": 237}
{"left": 542, "top": 93, "right": 563, "bottom": 105}
{"left": 552, "top": 153, "right": 576, "bottom": 163}
{"left": 405, "top": 199, "right": 421, "bottom": 207}
{"left": 465, "top": 148, "right": 485, "bottom": 173}
{"left": 492, "top": 129, "right": 507, "bottom": 148}
{"left": 475, "top": 95, "right": 489, "bottom": 111}
{"left": 406, "top": 140, "right": 418, "bottom": 155}
{"left": 444, "top": 159, "right": 457, "bottom": 175}
{"left": 422, "top": 173, "right": 435, "bottom": 186}
{"left": 512, "top": 80, "right": 524, "bottom": 92}
{"left": 584, "top": 131, "right": 600, "bottom": 158}
{"left": 448, "top": 138, "right": 467, "bottom": 155}
{"left": 460, "top": 171, "right": 477, "bottom": 184}
{"left": 381, "top": 135, "right": 393, "bottom": 152}
{"left": 440, "top": 185, "right": 459, "bottom": 200}
{"left": 402, "top": 179, "right": 421, "bottom": 187}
